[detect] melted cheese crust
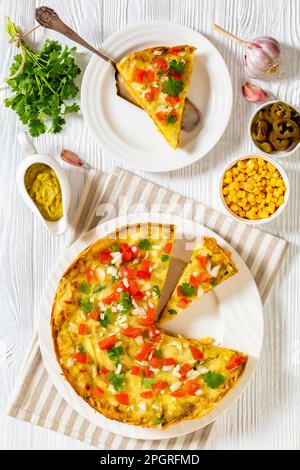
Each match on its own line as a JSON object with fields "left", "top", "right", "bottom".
{"left": 117, "top": 45, "right": 196, "bottom": 149}
{"left": 52, "top": 224, "right": 246, "bottom": 429}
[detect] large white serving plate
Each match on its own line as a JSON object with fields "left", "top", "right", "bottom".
{"left": 81, "top": 21, "right": 232, "bottom": 172}
{"left": 38, "top": 213, "right": 263, "bottom": 440}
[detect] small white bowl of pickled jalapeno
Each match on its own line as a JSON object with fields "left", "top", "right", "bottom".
{"left": 220, "top": 155, "right": 289, "bottom": 224}
{"left": 249, "top": 100, "right": 300, "bottom": 158}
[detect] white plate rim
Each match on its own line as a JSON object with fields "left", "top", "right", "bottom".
{"left": 81, "top": 21, "right": 233, "bottom": 172}
{"left": 38, "top": 213, "right": 263, "bottom": 440}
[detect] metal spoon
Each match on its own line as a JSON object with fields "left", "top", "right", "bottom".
{"left": 35, "top": 6, "right": 200, "bottom": 132}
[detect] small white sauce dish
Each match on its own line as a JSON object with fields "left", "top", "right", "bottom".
{"left": 16, "top": 132, "right": 71, "bottom": 235}
{"left": 219, "top": 154, "right": 290, "bottom": 225}
{"left": 248, "top": 99, "right": 300, "bottom": 158}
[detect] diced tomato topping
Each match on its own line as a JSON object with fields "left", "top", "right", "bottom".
{"left": 135, "top": 342, "right": 154, "bottom": 362}
{"left": 185, "top": 379, "right": 200, "bottom": 395}
{"left": 130, "top": 366, "right": 141, "bottom": 376}
{"left": 101, "top": 367, "right": 109, "bottom": 375}
{"left": 146, "top": 303, "right": 156, "bottom": 320}
{"left": 86, "top": 269, "right": 95, "bottom": 283}
{"left": 98, "top": 334, "right": 117, "bottom": 350}
{"left": 156, "top": 111, "right": 166, "bottom": 122}
{"left": 136, "top": 270, "right": 151, "bottom": 281}
{"left": 143, "top": 367, "right": 153, "bottom": 378}
{"left": 152, "top": 381, "right": 168, "bottom": 395}
{"left": 179, "top": 363, "right": 192, "bottom": 378}
{"left": 170, "top": 388, "right": 186, "bottom": 397}
{"left": 119, "top": 266, "right": 136, "bottom": 279}
{"left": 128, "top": 279, "right": 139, "bottom": 295}
{"left": 147, "top": 327, "right": 161, "bottom": 343}
{"left": 189, "top": 274, "right": 199, "bottom": 287}
{"left": 152, "top": 57, "right": 168, "bottom": 70}
{"left": 226, "top": 354, "right": 248, "bottom": 371}
{"left": 198, "top": 272, "right": 209, "bottom": 283}
{"left": 122, "top": 327, "right": 144, "bottom": 338}
{"left": 189, "top": 345, "right": 204, "bottom": 361}
{"left": 169, "top": 47, "right": 180, "bottom": 56}
{"left": 103, "top": 292, "right": 119, "bottom": 304}
{"left": 113, "top": 280, "right": 127, "bottom": 293}
{"left": 78, "top": 323, "right": 87, "bottom": 335}
{"left": 163, "top": 242, "right": 173, "bottom": 254}
{"left": 74, "top": 353, "right": 87, "bottom": 364}
{"left": 92, "top": 386, "right": 104, "bottom": 399}
{"left": 196, "top": 255, "right": 207, "bottom": 268}
{"left": 140, "top": 390, "right": 154, "bottom": 399}
{"left": 140, "top": 260, "right": 151, "bottom": 271}
{"left": 164, "top": 358, "right": 177, "bottom": 366}
{"left": 177, "top": 285, "right": 183, "bottom": 297}
{"left": 119, "top": 243, "right": 130, "bottom": 251}
{"left": 144, "top": 70, "right": 155, "bottom": 82}
{"left": 149, "top": 357, "right": 163, "bottom": 369}
{"left": 138, "top": 317, "right": 155, "bottom": 327}
{"left": 100, "top": 249, "right": 111, "bottom": 265}
{"left": 115, "top": 392, "right": 129, "bottom": 406}
{"left": 172, "top": 72, "right": 182, "bottom": 80}
{"left": 133, "top": 68, "right": 146, "bottom": 83}
{"left": 177, "top": 298, "right": 189, "bottom": 309}
{"left": 131, "top": 245, "right": 139, "bottom": 258}
{"left": 166, "top": 96, "right": 180, "bottom": 106}
{"left": 145, "top": 86, "right": 157, "bottom": 102}
{"left": 131, "top": 290, "right": 144, "bottom": 301}
{"left": 121, "top": 247, "right": 133, "bottom": 262}
{"left": 90, "top": 310, "right": 99, "bottom": 320}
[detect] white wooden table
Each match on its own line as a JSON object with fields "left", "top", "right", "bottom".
{"left": 1, "top": 0, "right": 299, "bottom": 450}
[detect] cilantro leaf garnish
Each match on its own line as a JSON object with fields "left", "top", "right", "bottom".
{"left": 111, "top": 244, "right": 120, "bottom": 253}
{"left": 100, "top": 307, "right": 111, "bottom": 328}
{"left": 93, "top": 284, "right": 106, "bottom": 293}
{"left": 152, "top": 418, "right": 163, "bottom": 425}
{"left": 108, "top": 346, "right": 124, "bottom": 364}
{"left": 78, "top": 344, "right": 85, "bottom": 354}
{"left": 153, "top": 285, "right": 160, "bottom": 297}
{"left": 161, "top": 254, "right": 169, "bottom": 262}
{"left": 155, "top": 349, "right": 163, "bottom": 358}
{"left": 107, "top": 373, "right": 125, "bottom": 391}
{"left": 4, "top": 20, "right": 81, "bottom": 137}
{"left": 203, "top": 371, "right": 225, "bottom": 389}
{"left": 80, "top": 298, "right": 93, "bottom": 313}
{"left": 179, "top": 283, "right": 195, "bottom": 297}
{"left": 142, "top": 377, "right": 155, "bottom": 388}
{"left": 119, "top": 292, "right": 133, "bottom": 312}
{"left": 168, "top": 309, "right": 177, "bottom": 315}
{"left": 162, "top": 76, "right": 184, "bottom": 97}
{"left": 166, "top": 113, "right": 177, "bottom": 125}
{"left": 138, "top": 239, "right": 152, "bottom": 250}
{"left": 78, "top": 282, "right": 91, "bottom": 295}
{"left": 168, "top": 59, "right": 185, "bottom": 74}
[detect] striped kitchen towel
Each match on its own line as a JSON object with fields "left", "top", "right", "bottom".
{"left": 7, "top": 167, "right": 288, "bottom": 449}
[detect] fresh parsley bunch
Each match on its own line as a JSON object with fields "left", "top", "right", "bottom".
{"left": 4, "top": 19, "right": 81, "bottom": 137}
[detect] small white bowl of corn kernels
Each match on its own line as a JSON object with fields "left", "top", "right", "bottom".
{"left": 220, "top": 154, "right": 289, "bottom": 224}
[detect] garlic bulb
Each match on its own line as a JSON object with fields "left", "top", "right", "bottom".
{"left": 244, "top": 37, "right": 280, "bottom": 79}
{"left": 213, "top": 24, "right": 280, "bottom": 79}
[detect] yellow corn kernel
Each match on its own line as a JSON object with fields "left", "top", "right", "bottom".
{"left": 265, "top": 172, "right": 272, "bottom": 180}
{"left": 268, "top": 203, "right": 276, "bottom": 214}
{"left": 267, "top": 163, "right": 276, "bottom": 172}
{"left": 223, "top": 185, "right": 230, "bottom": 196}
{"left": 234, "top": 181, "right": 240, "bottom": 191}
{"left": 224, "top": 176, "right": 232, "bottom": 184}
{"left": 237, "top": 173, "right": 246, "bottom": 182}
{"left": 278, "top": 196, "right": 284, "bottom": 206}
{"left": 270, "top": 178, "right": 277, "bottom": 187}
{"left": 253, "top": 187, "right": 260, "bottom": 195}
{"left": 257, "top": 158, "right": 265, "bottom": 167}
{"left": 231, "top": 203, "right": 240, "bottom": 212}
{"left": 232, "top": 167, "right": 239, "bottom": 176}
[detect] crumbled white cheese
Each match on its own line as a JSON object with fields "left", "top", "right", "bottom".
{"left": 115, "top": 363, "right": 122, "bottom": 375}
{"left": 116, "top": 287, "right": 123, "bottom": 293}
{"left": 135, "top": 335, "right": 144, "bottom": 345}
{"left": 81, "top": 312, "right": 87, "bottom": 321}
{"left": 173, "top": 370, "right": 182, "bottom": 379}
{"left": 111, "top": 252, "right": 122, "bottom": 266}
{"left": 138, "top": 402, "right": 146, "bottom": 411}
{"left": 115, "top": 341, "right": 123, "bottom": 347}
{"left": 129, "top": 405, "right": 134, "bottom": 410}
{"left": 111, "top": 306, "right": 117, "bottom": 313}
{"left": 146, "top": 291, "right": 151, "bottom": 297}
{"left": 148, "top": 301, "right": 154, "bottom": 309}
{"left": 170, "top": 382, "right": 182, "bottom": 392}
{"left": 66, "top": 358, "right": 74, "bottom": 367}
{"left": 100, "top": 313, "right": 105, "bottom": 320}
{"left": 123, "top": 278, "right": 129, "bottom": 288}
{"left": 162, "top": 365, "right": 174, "bottom": 372}
{"left": 178, "top": 51, "right": 185, "bottom": 57}
{"left": 152, "top": 251, "right": 157, "bottom": 257}
{"left": 108, "top": 385, "right": 116, "bottom": 394}
{"left": 96, "top": 267, "right": 106, "bottom": 282}
{"left": 107, "top": 266, "right": 117, "bottom": 277}
{"left": 196, "top": 366, "right": 209, "bottom": 375}
{"left": 152, "top": 404, "right": 160, "bottom": 410}
{"left": 152, "top": 245, "right": 161, "bottom": 250}
{"left": 153, "top": 50, "right": 162, "bottom": 55}
{"left": 194, "top": 389, "right": 203, "bottom": 396}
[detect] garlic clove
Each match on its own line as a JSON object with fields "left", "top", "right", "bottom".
{"left": 242, "top": 82, "right": 269, "bottom": 103}
{"left": 60, "top": 149, "right": 89, "bottom": 168}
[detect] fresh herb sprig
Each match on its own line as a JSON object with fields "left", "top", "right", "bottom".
{"left": 4, "top": 18, "right": 81, "bottom": 137}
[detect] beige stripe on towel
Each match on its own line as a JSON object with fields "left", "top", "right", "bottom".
{"left": 7, "top": 167, "right": 288, "bottom": 450}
